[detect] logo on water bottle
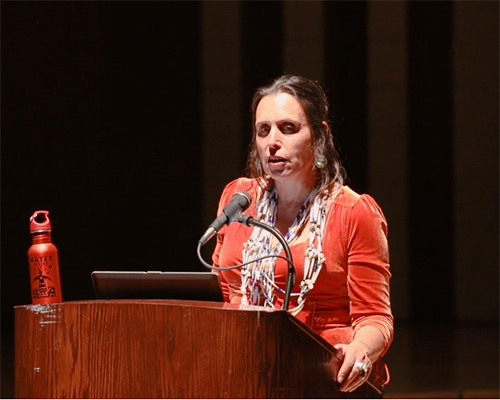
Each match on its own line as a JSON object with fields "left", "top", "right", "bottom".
{"left": 32, "top": 268, "right": 57, "bottom": 299}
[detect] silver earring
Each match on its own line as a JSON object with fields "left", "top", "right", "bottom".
{"left": 314, "top": 155, "right": 327, "bottom": 169}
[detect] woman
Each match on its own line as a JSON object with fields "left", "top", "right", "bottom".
{"left": 211, "top": 75, "right": 393, "bottom": 393}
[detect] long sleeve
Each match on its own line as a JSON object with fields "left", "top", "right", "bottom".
{"left": 345, "top": 194, "right": 394, "bottom": 356}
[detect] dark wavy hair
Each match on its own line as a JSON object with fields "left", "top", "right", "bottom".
{"left": 245, "top": 74, "right": 347, "bottom": 195}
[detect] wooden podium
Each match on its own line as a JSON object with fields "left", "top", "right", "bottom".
{"left": 14, "top": 300, "right": 384, "bottom": 398}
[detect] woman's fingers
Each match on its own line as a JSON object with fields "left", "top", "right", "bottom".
{"left": 334, "top": 343, "right": 372, "bottom": 392}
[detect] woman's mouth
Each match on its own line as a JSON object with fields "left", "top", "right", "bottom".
{"left": 268, "top": 156, "right": 286, "bottom": 165}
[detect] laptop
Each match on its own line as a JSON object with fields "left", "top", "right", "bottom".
{"left": 91, "top": 270, "right": 224, "bottom": 302}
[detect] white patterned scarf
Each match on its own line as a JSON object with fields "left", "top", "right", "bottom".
{"left": 240, "top": 186, "right": 331, "bottom": 316}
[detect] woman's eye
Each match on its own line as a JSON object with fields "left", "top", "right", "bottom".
{"left": 281, "top": 123, "right": 297, "bottom": 133}
{"left": 257, "top": 126, "right": 270, "bottom": 136}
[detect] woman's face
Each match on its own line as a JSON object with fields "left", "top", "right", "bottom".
{"left": 254, "top": 92, "right": 315, "bottom": 184}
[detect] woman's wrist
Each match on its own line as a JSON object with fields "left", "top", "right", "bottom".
{"left": 350, "top": 325, "right": 387, "bottom": 362}
{"left": 350, "top": 339, "right": 371, "bottom": 356}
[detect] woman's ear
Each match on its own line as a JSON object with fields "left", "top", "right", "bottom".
{"left": 321, "top": 121, "right": 329, "bottom": 132}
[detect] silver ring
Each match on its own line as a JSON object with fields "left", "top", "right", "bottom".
{"left": 354, "top": 361, "right": 368, "bottom": 378}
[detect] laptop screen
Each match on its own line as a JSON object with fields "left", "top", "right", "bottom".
{"left": 91, "top": 270, "right": 224, "bottom": 302}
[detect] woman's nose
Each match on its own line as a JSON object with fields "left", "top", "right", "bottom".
{"left": 267, "top": 125, "right": 282, "bottom": 147}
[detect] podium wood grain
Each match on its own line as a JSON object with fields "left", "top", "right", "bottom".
{"left": 15, "top": 300, "right": 382, "bottom": 398}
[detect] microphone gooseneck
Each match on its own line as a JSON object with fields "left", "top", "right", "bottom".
{"left": 236, "top": 214, "right": 296, "bottom": 312}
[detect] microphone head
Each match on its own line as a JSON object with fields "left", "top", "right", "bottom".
{"left": 199, "top": 191, "right": 252, "bottom": 246}
{"left": 233, "top": 191, "right": 251, "bottom": 211}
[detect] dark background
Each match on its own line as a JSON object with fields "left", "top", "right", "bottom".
{"left": 2, "top": 1, "right": 498, "bottom": 398}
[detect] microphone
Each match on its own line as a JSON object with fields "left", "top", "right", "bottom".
{"left": 198, "top": 191, "right": 251, "bottom": 246}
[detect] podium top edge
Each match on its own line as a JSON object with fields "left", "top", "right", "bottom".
{"left": 14, "top": 299, "right": 285, "bottom": 313}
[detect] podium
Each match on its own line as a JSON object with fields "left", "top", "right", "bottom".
{"left": 14, "top": 300, "right": 384, "bottom": 398}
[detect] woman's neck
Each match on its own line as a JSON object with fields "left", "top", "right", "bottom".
{"left": 273, "top": 179, "right": 315, "bottom": 234}
{"left": 274, "top": 175, "right": 315, "bottom": 205}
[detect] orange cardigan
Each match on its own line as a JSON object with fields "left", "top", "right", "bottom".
{"left": 212, "top": 177, "right": 394, "bottom": 356}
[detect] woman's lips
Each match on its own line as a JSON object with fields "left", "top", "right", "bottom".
{"left": 268, "top": 156, "right": 286, "bottom": 164}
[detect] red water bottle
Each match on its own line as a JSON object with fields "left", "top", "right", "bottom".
{"left": 28, "top": 210, "right": 63, "bottom": 304}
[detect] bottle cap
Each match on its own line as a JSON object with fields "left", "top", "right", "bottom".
{"left": 30, "top": 210, "right": 52, "bottom": 233}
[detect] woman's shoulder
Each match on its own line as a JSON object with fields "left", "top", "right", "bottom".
{"left": 220, "top": 177, "right": 259, "bottom": 197}
{"left": 332, "top": 185, "right": 361, "bottom": 207}
{"left": 329, "top": 185, "right": 388, "bottom": 234}
{"left": 217, "top": 177, "right": 260, "bottom": 208}
{"left": 332, "top": 186, "right": 385, "bottom": 218}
